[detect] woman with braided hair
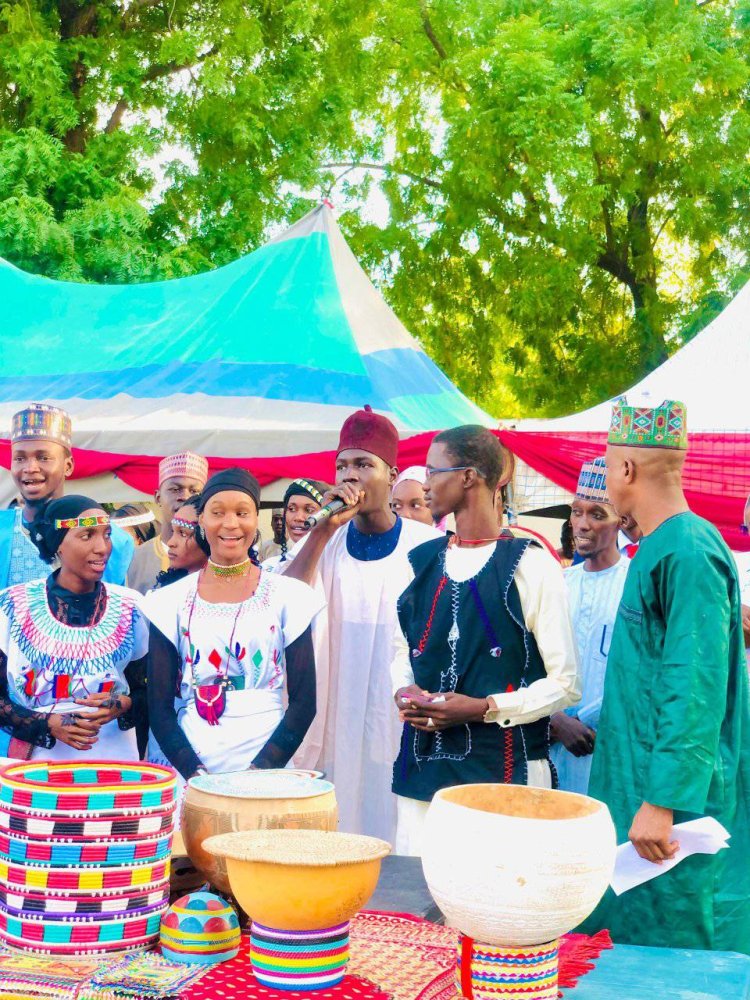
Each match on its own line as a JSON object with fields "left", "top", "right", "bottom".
{"left": 262, "top": 478, "right": 328, "bottom": 570}
{"left": 0, "top": 495, "right": 148, "bottom": 761}
{"left": 152, "top": 495, "right": 209, "bottom": 590}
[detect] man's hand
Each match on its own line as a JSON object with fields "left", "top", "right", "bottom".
{"left": 315, "top": 485, "right": 364, "bottom": 533}
{"left": 74, "top": 691, "right": 132, "bottom": 728}
{"left": 47, "top": 712, "right": 100, "bottom": 751}
{"left": 628, "top": 802, "right": 679, "bottom": 864}
{"left": 741, "top": 604, "right": 750, "bottom": 648}
{"left": 550, "top": 713, "right": 596, "bottom": 756}
{"left": 394, "top": 684, "right": 430, "bottom": 710}
{"left": 400, "top": 692, "right": 489, "bottom": 731}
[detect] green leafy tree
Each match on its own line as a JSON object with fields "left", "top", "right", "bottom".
{"left": 1, "top": 0, "right": 749, "bottom": 416}
{"left": 333, "top": 0, "right": 750, "bottom": 413}
{"left": 0, "top": 0, "right": 378, "bottom": 280}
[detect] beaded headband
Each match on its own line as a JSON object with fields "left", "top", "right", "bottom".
{"left": 114, "top": 510, "right": 155, "bottom": 529}
{"left": 171, "top": 517, "right": 197, "bottom": 531}
{"left": 54, "top": 515, "right": 110, "bottom": 530}
{"left": 288, "top": 478, "right": 325, "bottom": 506}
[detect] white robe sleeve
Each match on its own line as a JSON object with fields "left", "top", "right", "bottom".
{"left": 485, "top": 546, "right": 581, "bottom": 727}
{"left": 275, "top": 575, "right": 327, "bottom": 647}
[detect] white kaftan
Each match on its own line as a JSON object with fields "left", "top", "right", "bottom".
{"left": 281, "top": 517, "right": 441, "bottom": 841}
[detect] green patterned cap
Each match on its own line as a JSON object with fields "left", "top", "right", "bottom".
{"left": 608, "top": 397, "right": 688, "bottom": 450}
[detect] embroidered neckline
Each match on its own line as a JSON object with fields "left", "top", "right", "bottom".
{"left": 0, "top": 580, "right": 137, "bottom": 677}
{"left": 346, "top": 516, "right": 403, "bottom": 562}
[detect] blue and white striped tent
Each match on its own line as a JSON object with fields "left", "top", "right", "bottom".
{"left": 0, "top": 203, "right": 492, "bottom": 496}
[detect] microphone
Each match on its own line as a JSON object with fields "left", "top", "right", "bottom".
{"left": 303, "top": 498, "right": 347, "bottom": 530}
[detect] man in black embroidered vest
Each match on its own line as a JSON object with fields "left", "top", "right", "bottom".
{"left": 391, "top": 425, "right": 580, "bottom": 856}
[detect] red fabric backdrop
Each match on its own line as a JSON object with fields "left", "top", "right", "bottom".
{"left": 3, "top": 429, "right": 748, "bottom": 549}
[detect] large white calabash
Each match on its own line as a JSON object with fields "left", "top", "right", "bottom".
{"left": 421, "top": 784, "right": 616, "bottom": 947}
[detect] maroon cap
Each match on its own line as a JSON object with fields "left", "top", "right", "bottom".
{"left": 337, "top": 405, "right": 399, "bottom": 467}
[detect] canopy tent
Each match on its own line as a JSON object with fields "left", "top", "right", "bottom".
{"left": 0, "top": 204, "right": 492, "bottom": 500}
{"left": 499, "top": 281, "right": 750, "bottom": 549}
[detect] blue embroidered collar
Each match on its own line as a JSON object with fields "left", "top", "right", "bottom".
{"left": 346, "top": 516, "right": 403, "bottom": 562}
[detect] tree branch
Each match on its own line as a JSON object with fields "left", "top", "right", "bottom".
{"left": 420, "top": 1, "right": 447, "bottom": 61}
{"left": 320, "top": 162, "right": 443, "bottom": 190}
{"left": 143, "top": 44, "right": 219, "bottom": 82}
{"left": 105, "top": 98, "right": 129, "bottom": 133}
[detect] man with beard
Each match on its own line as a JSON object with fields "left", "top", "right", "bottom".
{"left": 390, "top": 425, "right": 579, "bottom": 856}
{"left": 0, "top": 404, "right": 133, "bottom": 588}
{"left": 280, "top": 406, "right": 441, "bottom": 840}
{"left": 550, "top": 457, "right": 629, "bottom": 794}
{"left": 584, "top": 399, "right": 750, "bottom": 953}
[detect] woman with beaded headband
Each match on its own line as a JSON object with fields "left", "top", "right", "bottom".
{"left": 262, "top": 479, "right": 328, "bottom": 570}
{"left": 142, "top": 469, "right": 324, "bottom": 789}
{"left": 0, "top": 495, "right": 148, "bottom": 761}
{"left": 152, "top": 496, "right": 209, "bottom": 591}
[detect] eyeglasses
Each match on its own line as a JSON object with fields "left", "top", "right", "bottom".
{"left": 424, "top": 465, "right": 479, "bottom": 478}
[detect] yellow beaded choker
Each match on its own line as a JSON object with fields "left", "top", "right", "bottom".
{"left": 207, "top": 557, "right": 252, "bottom": 578}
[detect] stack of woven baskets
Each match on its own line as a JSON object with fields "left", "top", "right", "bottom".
{"left": 0, "top": 760, "right": 177, "bottom": 956}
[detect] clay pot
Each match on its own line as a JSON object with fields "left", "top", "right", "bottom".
{"left": 421, "top": 784, "right": 616, "bottom": 947}
{"left": 203, "top": 829, "right": 390, "bottom": 930}
{"left": 181, "top": 770, "right": 338, "bottom": 893}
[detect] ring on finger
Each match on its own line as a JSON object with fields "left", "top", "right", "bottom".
{"left": 427, "top": 717, "right": 435, "bottom": 728}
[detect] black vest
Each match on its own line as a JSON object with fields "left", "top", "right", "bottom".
{"left": 392, "top": 536, "right": 551, "bottom": 801}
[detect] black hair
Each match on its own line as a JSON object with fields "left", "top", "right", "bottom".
{"left": 279, "top": 479, "right": 328, "bottom": 562}
{"left": 174, "top": 495, "right": 211, "bottom": 556}
{"left": 432, "top": 425, "right": 511, "bottom": 493}
{"left": 560, "top": 517, "right": 575, "bottom": 560}
{"left": 113, "top": 503, "right": 157, "bottom": 546}
{"left": 153, "top": 567, "right": 189, "bottom": 589}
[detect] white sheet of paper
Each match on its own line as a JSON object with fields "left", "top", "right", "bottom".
{"left": 610, "top": 816, "right": 730, "bottom": 896}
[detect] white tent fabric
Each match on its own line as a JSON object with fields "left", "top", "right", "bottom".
{"left": 518, "top": 281, "right": 750, "bottom": 433}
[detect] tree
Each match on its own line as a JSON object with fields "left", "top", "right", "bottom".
{"left": 0, "top": 0, "right": 378, "bottom": 280}
{"left": 333, "top": 0, "right": 750, "bottom": 413}
{"left": 1, "top": 1, "right": 749, "bottom": 416}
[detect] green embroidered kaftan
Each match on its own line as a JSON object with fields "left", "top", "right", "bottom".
{"left": 585, "top": 512, "right": 750, "bottom": 954}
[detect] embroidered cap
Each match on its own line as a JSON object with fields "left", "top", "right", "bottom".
{"left": 11, "top": 404, "right": 72, "bottom": 449}
{"left": 158, "top": 451, "right": 209, "bottom": 487}
{"left": 608, "top": 397, "right": 688, "bottom": 450}
{"left": 575, "top": 457, "right": 610, "bottom": 505}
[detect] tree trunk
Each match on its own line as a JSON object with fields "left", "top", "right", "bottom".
{"left": 58, "top": 1, "right": 99, "bottom": 153}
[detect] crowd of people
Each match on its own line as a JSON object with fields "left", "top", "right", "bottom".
{"left": 0, "top": 398, "right": 748, "bottom": 955}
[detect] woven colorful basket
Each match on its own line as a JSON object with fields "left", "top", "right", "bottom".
{"left": 0, "top": 830, "right": 172, "bottom": 867}
{"left": 0, "top": 857, "right": 170, "bottom": 894}
{"left": 0, "top": 903, "right": 163, "bottom": 952}
{"left": 0, "top": 804, "right": 174, "bottom": 841}
{"left": 0, "top": 760, "right": 177, "bottom": 956}
{"left": 0, "top": 882, "right": 170, "bottom": 918}
{"left": 0, "top": 761, "right": 176, "bottom": 815}
{"left": 249, "top": 921, "right": 351, "bottom": 991}
{"left": 455, "top": 936, "right": 560, "bottom": 1000}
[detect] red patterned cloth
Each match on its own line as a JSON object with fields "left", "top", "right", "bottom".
{"left": 180, "top": 912, "right": 611, "bottom": 1000}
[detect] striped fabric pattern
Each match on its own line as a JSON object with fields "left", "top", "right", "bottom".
{"left": 250, "top": 921, "right": 351, "bottom": 990}
{"left": 0, "top": 204, "right": 492, "bottom": 466}
{"left": 0, "top": 760, "right": 176, "bottom": 956}
{"left": 456, "top": 937, "right": 559, "bottom": 999}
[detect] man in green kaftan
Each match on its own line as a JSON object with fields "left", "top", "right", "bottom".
{"left": 585, "top": 398, "right": 750, "bottom": 954}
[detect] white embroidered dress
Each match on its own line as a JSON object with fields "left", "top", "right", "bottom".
{"left": 0, "top": 580, "right": 147, "bottom": 761}
{"left": 141, "top": 571, "right": 325, "bottom": 774}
